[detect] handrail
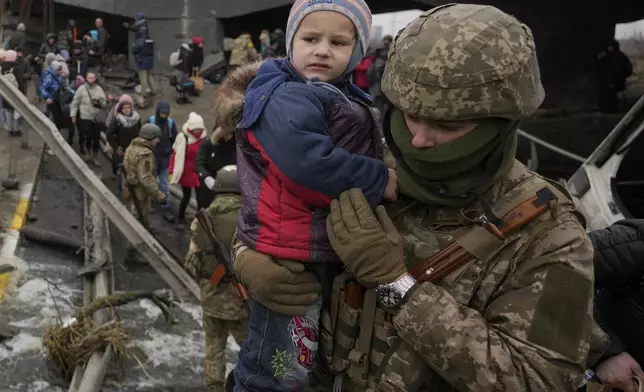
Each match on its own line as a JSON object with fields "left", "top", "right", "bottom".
{"left": 517, "top": 129, "right": 587, "bottom": 164}
{"left": 0, "top": 76, "right": 200, "bottom": 300}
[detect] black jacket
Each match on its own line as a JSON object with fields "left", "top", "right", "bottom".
{"left": 589, "top": 219, "right": 644, "bottom": 365}
{"left": 590, "top": 219, "right": 644, "bottom": 290}
{"left": 195, "top": 128, "right": 236, "bottom": 182}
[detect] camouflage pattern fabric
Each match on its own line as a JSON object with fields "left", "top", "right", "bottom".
{"left": 229, "top": 34, "right": 258, "bottom": 66}
{"left": 381, "top": 4, "right": 545, "bottom": 121}
{"left": 184, "top": 194, "right": 248, "bottom": 391}
{"left": 308, "top": 161, "right": 605, "bottom": 392}
{"left": 122, "top": 137, "right": 165, "bottom": 204}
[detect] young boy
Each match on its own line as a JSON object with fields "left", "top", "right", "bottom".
{"left": 230, "top": 0, "right": 396, "bottom": 390}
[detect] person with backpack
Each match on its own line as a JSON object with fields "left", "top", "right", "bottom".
{"left": 149, "top": 100, "right": 178, "bottom": 222}
{"left": 169, "top": 112, "right": 206, "bottom": 230}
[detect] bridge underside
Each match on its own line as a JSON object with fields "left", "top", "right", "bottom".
{"left": 10, "top": 0, "right": 644, "bottom": 108}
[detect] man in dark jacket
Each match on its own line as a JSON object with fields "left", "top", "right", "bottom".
{"left": 124, "top": 12, "right": 150, "bottom": 40}
{"left": 6, "top": 23, "right": 27, "bottom": 51}
{"left": 38, "top": 33, "right": 58, "bottom": 58}
{"left": 148, "top": 100, "right": 177, "bottom": 222}
{"left": 132, "top": 36, "right": 155, "bottom": 96}
{"left": 589, "top": 219, "right": 644, "bottom": 392}
{"left": 70, "top": 40, "right": 88, "bottom": 81}
{"left": 194, "top": 126, "right": 237, "bottom": 209}
{"left": 57, "top": 19, "right": 77, "bottom": 55}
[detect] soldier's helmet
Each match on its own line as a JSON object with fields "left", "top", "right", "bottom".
{"left": 139, "top": 123, "right": 162, "bottom": 140}
{"left": 382, "top": 4, "right": 545, "bottom": 121}
{"left": 214, "top": 165, "right": 240, "bottom": 194}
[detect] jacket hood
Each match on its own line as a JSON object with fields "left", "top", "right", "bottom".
{"left": 46, "top": 33, "right": 57, "bottom": 41}
{"left": 155, "top": 100, "right": 170, "bottom": 118}
{"left": 212, "top": 60, "right": 263, "bottom": 143}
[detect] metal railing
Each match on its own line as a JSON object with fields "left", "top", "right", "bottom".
{"left": 0, "top": 75, "right": 200, "bottom": 301}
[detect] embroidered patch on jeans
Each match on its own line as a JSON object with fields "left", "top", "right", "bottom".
{"left": 288, "top": 316, "right": 319, "bottom": 370}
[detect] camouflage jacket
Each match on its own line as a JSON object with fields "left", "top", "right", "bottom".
{"left": 123, "top": 137, "right": 164, "bottom": 201}
{"left": 311, "top": 161, "right": 605, "bottom": 392}
{"left": 185, "top": 194, "right": 247, "bottom": 321}
{"left": 229, "top": 34, "right": 258, "bottom": 66}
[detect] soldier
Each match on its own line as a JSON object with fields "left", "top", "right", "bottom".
{"left": 228, "top": 33, "right": 258, "bottom": 73}
{"left": 122, "top": 123, "right": 167, "bottom": 259}
{"left": 232, "top": 4, "right": 608, "bottom": 392}
{"left": 185, "top": 165, "right": 248, "bottom": 392}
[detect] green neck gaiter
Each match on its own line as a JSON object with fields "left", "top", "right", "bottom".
{"left": 389, "top": 108, "right": 518, "bottom": 207}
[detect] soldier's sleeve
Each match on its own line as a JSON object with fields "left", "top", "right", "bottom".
{"left": 137, "top": 153, "right": 164, "bottom": 200}
{"left": 392, "top": 211, "right": 596, "bottom": 391}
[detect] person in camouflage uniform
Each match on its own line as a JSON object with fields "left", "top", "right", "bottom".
{"left": 228, "top": 33, "right": 258, "bottom": 73}
{"left": 185, "top": 165, "right": 248, "bottom": 392}
{"left": 232, "top": 4, "right": 608, "bottom": 392}
{"left": 122, "top": 123, "right": 167, "bottom": 258}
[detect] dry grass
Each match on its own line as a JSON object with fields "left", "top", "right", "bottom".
{"left": 41, "top": 291, "right": 178, "bottom": 380}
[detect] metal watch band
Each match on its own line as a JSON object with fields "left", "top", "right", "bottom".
{"left": 393, "top": 273, "right": 417, "bottom": 298}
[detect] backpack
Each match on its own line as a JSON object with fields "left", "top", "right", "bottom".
{"left": 169, "top": 51, "right": 180, "bottom": 67}
{"left": 149, "top": 115, "right": 175, "bottom": 138}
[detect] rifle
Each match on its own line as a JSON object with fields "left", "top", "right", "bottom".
{"left": 119, "top": 163, "right": 146, "bottom": 228}
{"left": 195, "top": 208, "right": 249, "bottom": 302}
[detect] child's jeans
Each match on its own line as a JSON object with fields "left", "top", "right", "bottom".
{"left": 234, "top": 262, "right": 341, "bottom": 392}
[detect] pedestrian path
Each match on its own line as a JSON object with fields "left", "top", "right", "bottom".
{"left": 0, "top": 125, "right": 45, "bottom": 301}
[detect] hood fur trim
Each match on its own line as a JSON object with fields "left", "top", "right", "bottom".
{"left": 212, "top": 61, "right": 264, "bottom": 144}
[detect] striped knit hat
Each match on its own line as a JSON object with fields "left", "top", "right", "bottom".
{"left": 286, "top": 0, "right": 372, "bottom": 76}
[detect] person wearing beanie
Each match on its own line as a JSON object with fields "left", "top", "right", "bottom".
{"left": 169, "top": 112, "right": 207, "bottom": 230}
{"left": 6, "top": 23, "right": 27, "bottom": 51}
{"left": 106, "top": 98, "right": 141, "bottom": 197}
{"left": 122, "top": 123, "right": 166, "bottom": 261}
{"left": 148, "top": 100, "right": 178, "bottom": 222}
{"left": 227, "top": 1, "right": 395, "bottom": 391}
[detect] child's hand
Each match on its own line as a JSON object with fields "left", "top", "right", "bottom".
{"left": 384, "top": 168, "right": 398, "bottom": 201}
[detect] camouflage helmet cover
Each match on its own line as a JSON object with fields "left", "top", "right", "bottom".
{"left": 381, "top": 4, "right": 545, "bottom": 121}
{"left": 214, "top": 165, "right": 240, "bottom": 194}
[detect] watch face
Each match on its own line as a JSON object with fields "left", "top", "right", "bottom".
{"left": 378, "top": 286, "right": 402, "bottom": 308}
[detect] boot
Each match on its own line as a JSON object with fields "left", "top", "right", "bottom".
{"left": 91, "top": 152, "right": 102, "bottom": 168}
{"left": 175, "top": 218, "right": 186, "bottom": 232}
{"left": 162, "top": 210, "right": 176, "bottom": 223}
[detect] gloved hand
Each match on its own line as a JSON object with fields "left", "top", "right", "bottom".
{"left": 326, "top": 188, "right": 407, "bottom": 288}
{"left": 234, "top": 248, "right": 322, "bottom": 316}
{"left": 204, "top": 176, "right": 216, "bottom": 190}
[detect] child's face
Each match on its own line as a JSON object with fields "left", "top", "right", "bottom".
{"left": 159, "top": 112, "right": 169, "bottom": 119}
{"left": 403, "top": 112, "right": 477, "bottom": 149}
{"left": 121, "top": 104, "right": 132, "bottom": 116}
{"left": 291, "top": 11, "right": 356, "bottom": 82}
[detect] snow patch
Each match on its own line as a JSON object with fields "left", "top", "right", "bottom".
{"left": 0, "top": 332, "right": 43, "bottom": 360}
{"left": 178, "top": 301, "right": 203, "bottom": 326}
{"left": 139, "top": 299, "right": 162, "bottom": 320}
{"left": 15, "top": 278, "right": 78, "bottom": 312}
{"left": 26, "top": 380, "right": 62, "bottom": 392}
{"left": 133, "top": 328, "right": 205, "bottom": 368}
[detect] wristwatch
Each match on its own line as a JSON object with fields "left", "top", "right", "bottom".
{"left": 376, "top": 273, "right": 417, "bottom": 309}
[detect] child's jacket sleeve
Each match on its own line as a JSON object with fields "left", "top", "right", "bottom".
{"left": 248, "top": 85, "right": 388, "bottom": 208}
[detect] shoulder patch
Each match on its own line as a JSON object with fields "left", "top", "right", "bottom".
{"left": 528, "top": 264, "right": 592, "bottom": 359}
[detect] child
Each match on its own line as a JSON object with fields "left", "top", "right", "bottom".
{"left": 229, "top": 0, "right": 396, "bottom": 390}
{"left": 169, "top": 112, "right": 207, "bottom": 230}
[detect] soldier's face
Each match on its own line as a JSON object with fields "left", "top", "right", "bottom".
{"left": 291, "top": 11, "right": 356, "bottom": 82}
{"left": 404, "top": 112, "right": 476, "bottom": 148}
